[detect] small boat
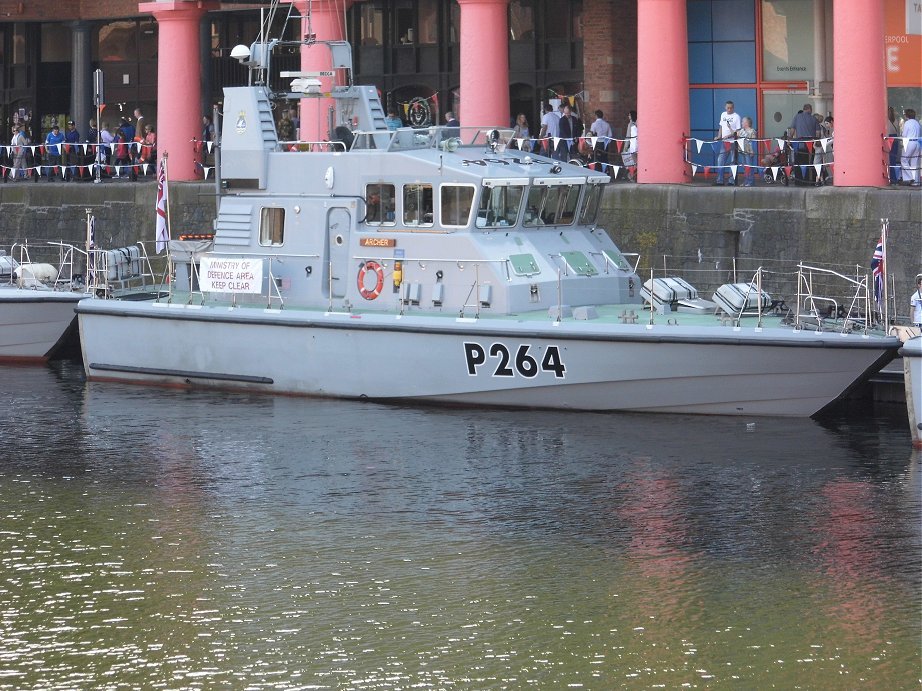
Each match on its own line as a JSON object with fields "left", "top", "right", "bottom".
{"left": 75, "top": 32, "right": 900, "bottom": 417}
{"left": 0, "top": 244, "right": 87, "bottom": 362}
{"left": 891, "top": 327, "right": 922, "bottom": 447}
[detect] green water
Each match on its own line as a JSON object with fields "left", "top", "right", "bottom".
{"left": 0, "top": 363, "right": 918, "bottom": 688}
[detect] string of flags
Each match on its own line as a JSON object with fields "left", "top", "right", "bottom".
{"left": 882, "top": 134, "right": 922, "bottom": 149}
{"left": 685, "top": 161, "right": 834, "bottom": 181}
{"left": 0, "top": 141, "right": 155, "bottom": 157}
{"left": 191, "top": 140, "right": 216, "bottom": 154}
{"left": 0, "top": 162, "right": 156, "bottom": 179}
{"left": 544, "top": 90, "right": 586, "bottom": 107}
{"left": 512, "top": 134, "right": 637, "bottom": 152}
{"left": 686, "top": 136, "right": 835, "bottom": 155}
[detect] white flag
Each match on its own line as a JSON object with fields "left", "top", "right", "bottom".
{"left": 155, "top": 158, "right": 170, "bottom": 254}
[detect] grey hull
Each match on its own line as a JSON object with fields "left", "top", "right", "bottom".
{"left": 78, "top": 300, "right": 894, "bottom": 417}
{"left": 0, "top": 291, "right": 83, "bottom": 361}
{"left": 902, "top": 336, "right": 922, "bottom": 446}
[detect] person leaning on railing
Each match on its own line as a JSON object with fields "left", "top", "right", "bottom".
{"left": 787, "top": 103, "right": 820, "bottom": 184}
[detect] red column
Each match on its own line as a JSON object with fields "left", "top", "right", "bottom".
{"left": 636, "top": 0, "right": 689, "bottom": 184}
{"left": 139, "top": 1, "right": 216, "bottom": 181}
{"left": 290, "top": 0, "right": 354, "bottom": 142}
{"left": 457, "top": 0, "right": 510, "bottom": 127}
{"left": 833, "top": 0, "right": 886, "bottom": 187}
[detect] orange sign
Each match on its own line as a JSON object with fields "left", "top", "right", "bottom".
{"left": 885, "top": 0, "right": 922, "bottom": 87}
{"left": 360, "top": 237, "right": 397, "bottom": 248}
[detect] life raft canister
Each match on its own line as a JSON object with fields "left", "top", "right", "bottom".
{"left": 357, "top": 260, "right": 385, "bottom": 300}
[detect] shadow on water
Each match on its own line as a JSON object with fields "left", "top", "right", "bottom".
{"left": 0, "top": 361, "right": 918, "bottom": 687}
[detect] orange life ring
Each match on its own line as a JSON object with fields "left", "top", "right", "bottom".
{"left": 357, "top": 260, "right": 384, "bottom": 300}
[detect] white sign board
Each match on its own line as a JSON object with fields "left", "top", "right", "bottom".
{"left": 199, "top": 257, "right": 263, "bottom": 294}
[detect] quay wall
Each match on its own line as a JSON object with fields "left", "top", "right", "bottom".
{"left": 1, "top": 181, "right": 919, "bottom": 316}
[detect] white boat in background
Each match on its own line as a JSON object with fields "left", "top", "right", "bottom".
{"left": 892, "top": 328, "right": 922, "bottom": 447}
{"left": 0, "top": 245, "right": 87, "bottom": 362}
{"left": 75, "top": 25, "right": 901, "bottom": 417}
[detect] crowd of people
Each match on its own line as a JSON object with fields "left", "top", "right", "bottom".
{"left": 6, "top": 107, "right": 158, "bottom": 182}
{"left": 512, "top": 103, "right": 638, "bottom": 179}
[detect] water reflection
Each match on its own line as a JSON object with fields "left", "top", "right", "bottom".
{"left": 0, "top": 362, "right": 918, "bottom": 687}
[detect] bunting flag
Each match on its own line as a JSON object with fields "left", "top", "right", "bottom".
{"left": 691, "top": 164, "right": 698, "bottom": 177}
{"left": 813, "top": 164, "right": 823, "bottom": 177}
{"left": 770, "top": 166, "right": 780, "bottom": 180}
{"left": 696, "top": 139, "right": 705, "bottom": 153}
{"left": 730, "top": 165, "right": 738, "bottom": 178}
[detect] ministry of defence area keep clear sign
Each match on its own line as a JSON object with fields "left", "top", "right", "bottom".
{"left": 199, "top": 257, "right": 264, "bottom": 294}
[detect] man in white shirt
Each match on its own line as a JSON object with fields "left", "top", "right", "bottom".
{"left": 590, "top": 110, "right": 612, "bottom": 164}
{"left": 538, "top": 102, "right": 561, "bottom": 159}
{"left": 715, "top": 100, "right": 741, "bottom": 185}
{"left": 912, "top": 273, "right": 922, "bottom": 327}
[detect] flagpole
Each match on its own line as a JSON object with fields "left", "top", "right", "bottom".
{"left": 85, "top": 208, "right": 92, "bottom": 282}
{"left": 163, "top": 153, "right": 172, "bottom": 246}
{"left": 163, "top": 153, "right": 173, "bottom": 294}
{"left": 882, "top": 218, "right": 888, "bottom": 329}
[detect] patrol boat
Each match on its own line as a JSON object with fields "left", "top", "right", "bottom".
{"left": 76, "top": 37, "right": 899, "bottom": 417}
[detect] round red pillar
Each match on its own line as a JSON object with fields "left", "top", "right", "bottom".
{"left": 139, "top": 1, "right": 216, "bottom": 181}
{"left": 291, "top": 1, "right": 354, "bottom": 142}
{"left": 637, "top": 0, "right": 689, "bottom": 184}
{"left": 833, "top": 0, "right": 886, "bottom": 187}
{"left": 457, "top": 0, "right": 510, "bottom": 127}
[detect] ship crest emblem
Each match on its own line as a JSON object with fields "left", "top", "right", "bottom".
{"left": 235, "top": 111, "right": 247, "bottom": 135}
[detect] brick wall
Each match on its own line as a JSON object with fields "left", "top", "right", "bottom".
{"left": 582, "top": 0, "right": 636, "bottom": 138}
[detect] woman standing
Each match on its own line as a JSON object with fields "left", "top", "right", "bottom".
{"left": 737, "top": 116, "right": 757, "bottom": 186}
{"left": 622, "top": 111, "right": 638, "bottom": 180}
{"left": 511, "top": 113, "right": 531, "bottom": 151}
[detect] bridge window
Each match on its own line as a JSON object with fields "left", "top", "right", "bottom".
{"left": 523, "top": 184, "right": 580, "bottom": 226}
{"left": 440, "top": 184, "right": 475, "bottom": 227}
{"left": 365, "top": 183, "right": 396, "bottom": 225}
{"left": 259, "top": 207, "right": 285, "bottom": 246}
{"left": 403, "top": 184, "right": 433, "bottom": 227}
{"left": 578, "top": 184, "right": 603, "bottom": 225}
{"left": 476, "top": 184, "right": 524, "bottom": 228}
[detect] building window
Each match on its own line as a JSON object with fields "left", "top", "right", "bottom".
{"left": 761, "top": 0, "right": 815, "bottom": 81}
{"left": 12, "top": 24, "right": 27, "bottom": 64}
{"left": 449, "top": 2, "right": 460, "bottom": 44}
{"left": 97, "top": 20, "right": 138, "bottom": 62}
{"left": 509, "top": 0, "right": 535, "bottom": 41}
{"left": 545, "top": 0, "right": 582, "bottom": 40}
{"left": 139, "top": 19, "right": 158, "bottom": 62}
{"left": 260, "top": 207, "right": 285, "bottom": 246}
{"left": 359, "top": 3, "right": 384, "bottom": 46}
{"left": 418, "top": 0, "right": 438, "bottom": 45}
{"left": 40, "top": 24, "right": 71, "bottom": 62}
{"left": 365, "top": 183, "right": 396, "bottom": 225}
